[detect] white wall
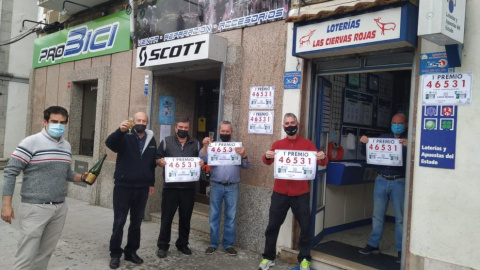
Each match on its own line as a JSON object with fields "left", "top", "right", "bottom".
{"left": 3, "top": 0, "right": 38, "bottom": 157}
{"left": 410, "top": 1, "right": 480, "bottom": 269}
{"left": 3, "top": 83, "right": 29, "bottom": 156}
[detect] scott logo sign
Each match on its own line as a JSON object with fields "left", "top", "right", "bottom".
{"left": 138, "top": 41, "right": 205, "bottom": 67}
{"left": 38, "top": 23, "right": 119, "bottom": 64}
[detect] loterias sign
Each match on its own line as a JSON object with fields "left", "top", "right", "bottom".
{"left": 136, "top": 34, "right": 227, "bottom": 70}
{"left": 293, "top": 3, "right": 417, "bottom": 58}
{"left": 33, "top": 11, "right": 131, "bottom": 68}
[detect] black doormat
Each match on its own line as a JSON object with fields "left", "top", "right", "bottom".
{"left": 312, "top": 241, "right": 400, "bottom": 270}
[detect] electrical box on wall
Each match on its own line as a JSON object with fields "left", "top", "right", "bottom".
{"left": 417, "top": 0, "right": 466, "bottom": 45}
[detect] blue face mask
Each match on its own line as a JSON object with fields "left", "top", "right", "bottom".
{"left": 48, "top": 123, "right": 66, "bottom": 138}
{"left": 391, "top": 124, "right": 404, "bottom": 135}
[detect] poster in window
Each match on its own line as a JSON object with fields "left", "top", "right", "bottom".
{"left": 159, "top": 95, "right": 175, "bottom": 125}
{"left": 347, "top": 73, "right": 361, "bottom": 88}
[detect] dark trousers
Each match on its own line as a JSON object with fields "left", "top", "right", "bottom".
{"left": 109, "top": 185, "right": 149, "bottom": 258}
{"left": 263, "top": 191, "right": 312, "bottom": 263}
{"left": 157, "top": 188, "right": 196, "bottom": 250}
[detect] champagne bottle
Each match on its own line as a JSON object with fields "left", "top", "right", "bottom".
{"left": 83, "top": 154, "right": 107, "bottom": 185}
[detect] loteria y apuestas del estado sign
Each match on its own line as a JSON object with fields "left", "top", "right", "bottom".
{"left": 33, "top": 11, "right": 131, "bottom": 68}
{"left": 294, "top": 7, "right": 402, "bottom": 55}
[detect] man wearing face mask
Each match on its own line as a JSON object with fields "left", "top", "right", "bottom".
{"left": 156, "top": 117, "right": 203, "bottom": 258}
{"left": 199, "top": 121, "right": 250, "bottom": 256}
{"left": 259, "top": 113, "right": 328, "bottom": 270}
{"left": 1, "top": 106, "right": 88, "bottom": 270}
{"left": 105, "top": 112, "right": 157, "bottom": 269}
{"left": 358, "top": 113, "right": 408, "bottom": 264}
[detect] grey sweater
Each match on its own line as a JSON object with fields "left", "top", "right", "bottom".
{"left": 2, "top": 128, "right": 76, "bottom": 203}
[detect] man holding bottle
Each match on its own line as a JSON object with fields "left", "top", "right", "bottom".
{"left": 106, "top": 111, "right": 157, "bottom": 269}
{"left": 156, "top": 117, "right": 203, "bottom": 258}
{"left": 258, "top": 113, "right": 328, "bottom": 270}
{"left": 1, "top": 106, "right": 88, "bottom": 270}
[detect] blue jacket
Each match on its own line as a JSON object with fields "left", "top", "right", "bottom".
{"left": 106, "top": 128, "right": 157, "bottom": 188}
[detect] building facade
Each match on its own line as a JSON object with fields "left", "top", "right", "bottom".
{"left": 23, "top": 0, "right": 480, "bottom": 269}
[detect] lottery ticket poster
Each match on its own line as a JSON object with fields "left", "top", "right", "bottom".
{"left": 249, "top": 86, "right": 274, "bottom": 109}
{"left": 366, "top": 138, "right": 403, "bottom": 166}
{"left": 248, "top": 111, "right": 274, "bottom": 134}
{"left": 165, "top": 157, "right": 201, "bottom": 183}
{"left": 273, "top": 150, "right": 317, "bottom": 180}
{"left": 207, "top": 142, "right": 243, "bottom": 166}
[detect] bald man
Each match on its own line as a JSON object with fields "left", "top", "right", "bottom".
{"left": 105, "top": 112, "right": 157, "bottom": 269}
{"left": 358, "top": 113, "right": 408, "bottom": 264}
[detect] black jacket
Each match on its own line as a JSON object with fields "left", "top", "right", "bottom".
{"left": 157, "top": 135, "right": 201, "bottom": 189}
{"left": 105, "top": 128, "right": 157, "bottom": 188}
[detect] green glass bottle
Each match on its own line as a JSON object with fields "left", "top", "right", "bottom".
{"left": 83, "top": 154, "right": 107, "bottom": 185}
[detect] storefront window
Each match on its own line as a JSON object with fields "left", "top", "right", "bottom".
{"left": 79, "top": 82, "right": 97, "bottom": 156}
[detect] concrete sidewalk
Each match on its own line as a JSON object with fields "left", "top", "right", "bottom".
{"left": 0, "top": 180, "right": 296, "bottom": 270}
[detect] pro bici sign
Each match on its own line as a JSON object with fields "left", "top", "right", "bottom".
{"left": 33, "top": 11, "right": 131, "bottom": 68}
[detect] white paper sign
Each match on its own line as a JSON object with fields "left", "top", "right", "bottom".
{"left": 248, "top": 111, "right": 274, "bottom": 134}
{"left": 422, "top": 72, "right": 472, "bottom": 106}
{"left": 273, "top": 150, "right": 317, "bottom": 180}
{"left": 366, "top": 138, "right": 403, "bottom": 166}
{"left": 164, "top": 157, "right": 201, "bottom": 182}
{"left": 249, "top": 86, "right": 274, "bottom": 109}
{"left": 207, "top": 142, "right": 242, "bottom": 166}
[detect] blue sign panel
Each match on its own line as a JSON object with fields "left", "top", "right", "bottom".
{"left": 284, "top": 71, "right": 301, "bottom": 89}
{"left": 419, "top": 105, "right": 457, "bottom": 169}
{"left": 419, "top": 52, "right": 453, "bottom": 75}
{"left": 159, "top": 95, "right": 175, "bottom": 125}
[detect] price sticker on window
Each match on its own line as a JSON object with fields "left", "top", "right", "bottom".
{"left": 248, "top": 111, "right": 274, "bottom": 134}
{"left": 207, "top": 142, "right": 243, "bottom": 166}
{"left": 249, "top": 86, "right": 274, "bottom": 109}
{"left": 422, "top": 72, "right": 472, "bottom": 105}
{"left": 273, "top": 150, "right": 317, "bottom": 180}
{"left": 164, "top": 157, "right": 201, "bottom": 182}
{"left": 366, "top": 138, "right": 403, "bottom": 166}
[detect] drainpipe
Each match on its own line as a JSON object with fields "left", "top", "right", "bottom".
{"left": 129, "top": 0, "right": 135, "bottom": 42}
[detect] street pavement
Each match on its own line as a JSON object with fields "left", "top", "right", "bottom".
{"left": 0, "top": 174, "right": 297, "bottom": 270}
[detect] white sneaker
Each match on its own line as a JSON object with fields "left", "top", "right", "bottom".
{"left": 258, "top": 258, "right": 275, "bottom": 270}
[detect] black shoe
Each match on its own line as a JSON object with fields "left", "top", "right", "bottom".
{"left": 109, "top": 257, "right": 120, "bottom": 269}
{"left": 124, "top": 253, "right": 144, "bottom": 264}
{"left": 358, "top": 244, "right": 379, "bottom": 255}
{"left": 157, "top": 249, "right": 167, "bottom": 258}
{"left": 177, "top": 246, "right": 192, "bottom": 255}
{"left": 205, "top": 246, "right": 217, "bottom": 255}
{"left": 396, "top": 251, "right": 401, "bottom": 264}
{"left": 225, "top": 247, "right": 237, "bottom": 256}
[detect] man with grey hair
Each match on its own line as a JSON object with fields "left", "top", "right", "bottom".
{"left": 259, "top": 113, "right": 328, "bottom": 270}
{"left": 200, "top": 121, "right": 250, "bottom": 256}
{"left": 1, "top": 106, "right": 88, "bottom": 270}
{"left": 106, "top": 111, "right": 157, "bottom": 269}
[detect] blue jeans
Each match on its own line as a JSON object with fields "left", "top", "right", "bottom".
{"left": 209, "top": 182, "right": 239, "bottom": 249}
{"left": 368, "top": 175, "right": 405, "bottom": 252}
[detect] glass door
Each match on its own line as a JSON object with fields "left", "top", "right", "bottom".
{"left": 309, "top": 76, "right": 331, "bottom": 245}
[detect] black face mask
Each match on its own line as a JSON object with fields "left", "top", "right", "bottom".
{"left": 134, "top": 124, "right": 146, "bottom": 134}
{"left": 284, "top": 125, "right": 298, "bottom": 136}
{"left": 219, "top": 134, "right": 231, "bottom": 142}
{"left": 177, "top": 129, "right": 188, "bottom": 138}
